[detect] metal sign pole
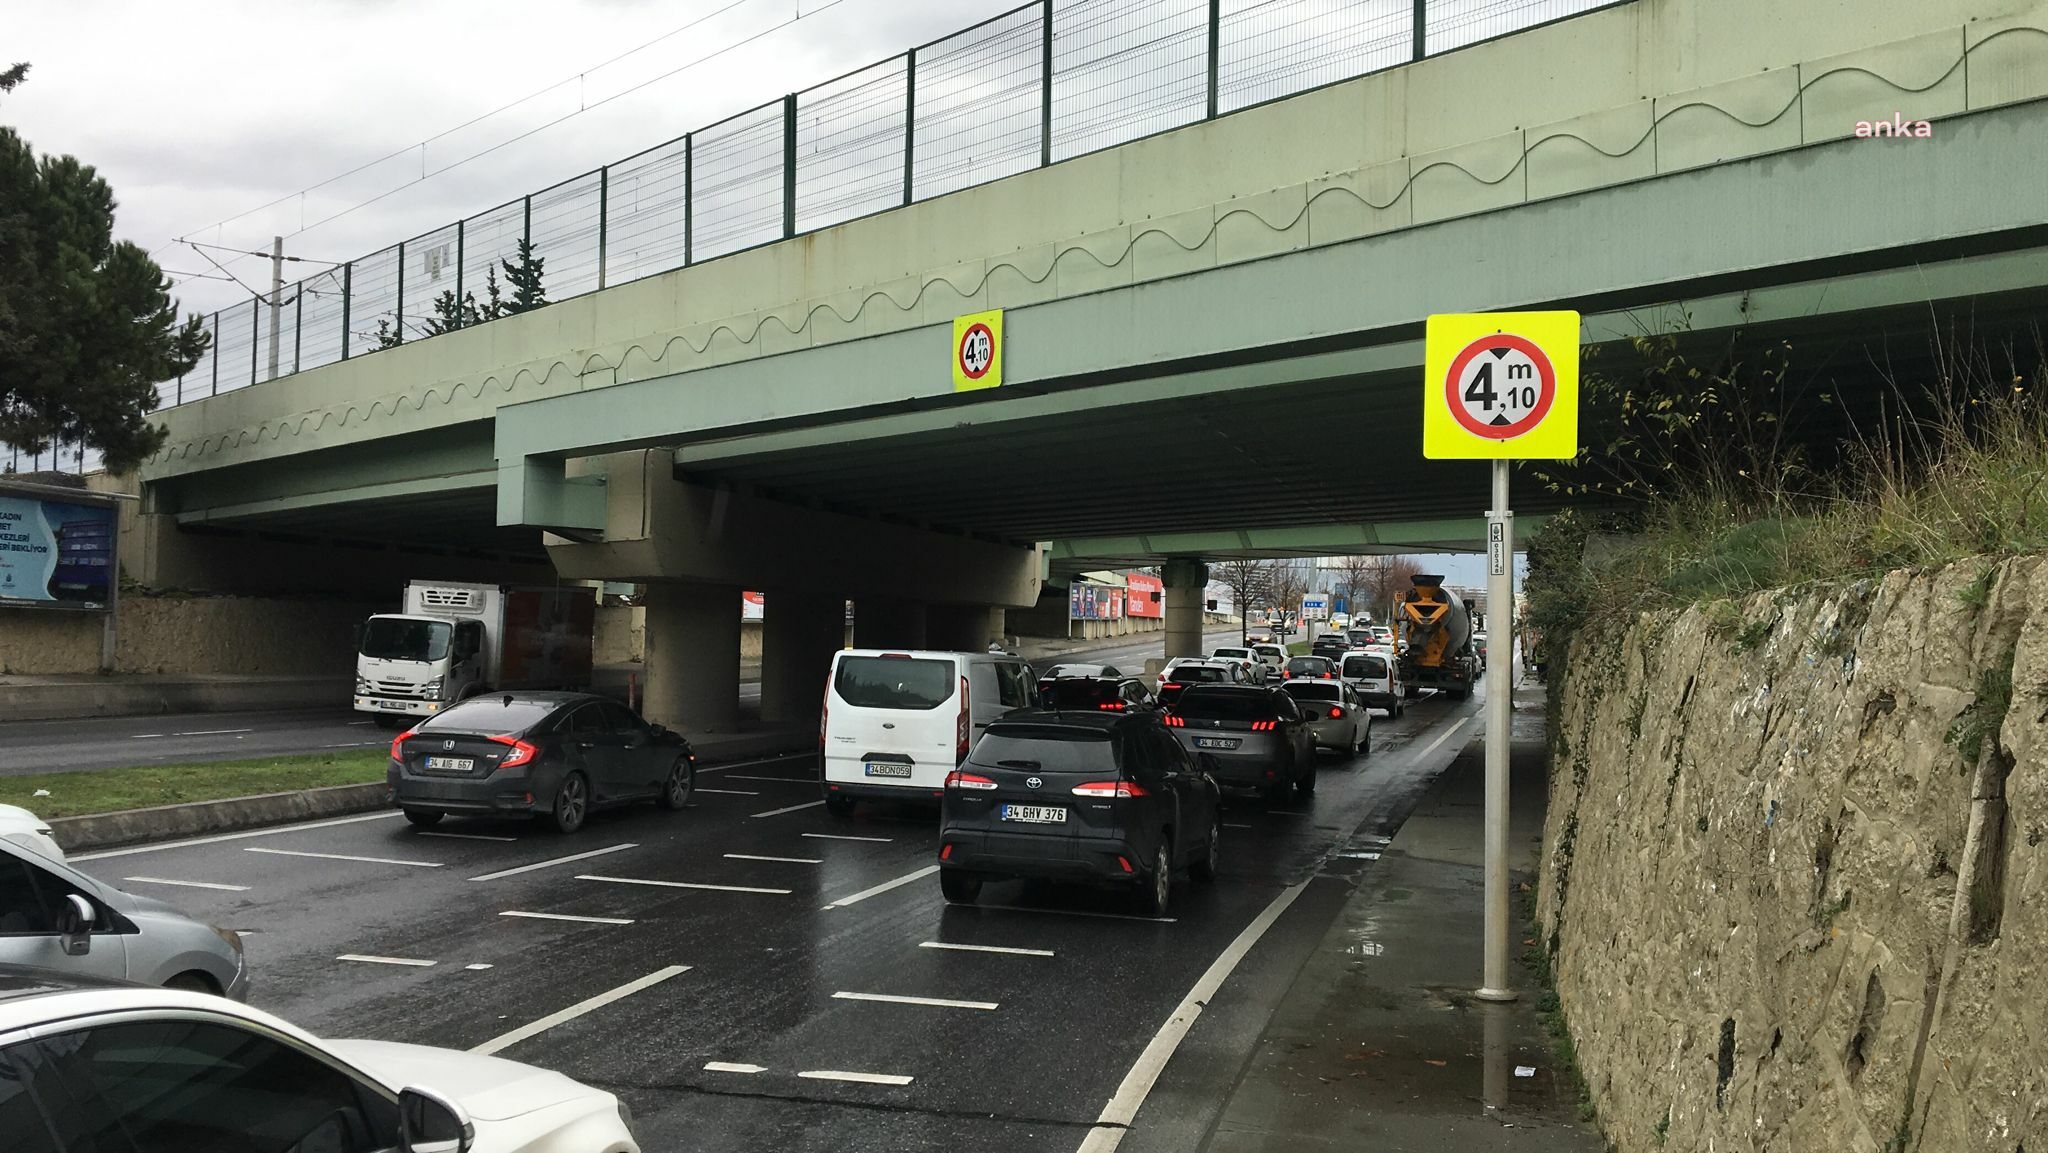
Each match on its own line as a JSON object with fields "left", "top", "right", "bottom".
{"left": 1477, "top": 457, "right": 1516, "bottom": 1002}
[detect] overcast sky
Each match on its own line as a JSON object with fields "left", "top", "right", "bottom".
{"left": 5, "top": 0, "right": 1024, "bottom": 316}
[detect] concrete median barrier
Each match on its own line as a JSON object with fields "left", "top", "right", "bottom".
{"left": 50, "top": 781, "right": 390, "bottom": 854}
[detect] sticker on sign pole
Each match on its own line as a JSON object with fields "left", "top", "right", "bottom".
{"left": 1422, "top": 311, "right": 1580, "bottom": 460}
{"left": 952, "top": 309, "right": 1003, "bottom": 392}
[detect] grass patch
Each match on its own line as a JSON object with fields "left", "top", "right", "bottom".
{"left": 1946, "top": 652, "right": 2016, "bottom": 765}
{"left": 0, "top": 751, "right": 388, "bottom": 820}
{"left": 1524, "top": 894, "right": 1599, "bottom": 1125}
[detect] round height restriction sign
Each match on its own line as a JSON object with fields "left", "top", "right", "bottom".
{"left": 957, "top": 322, "right": 995, "bottom": 381}
{"left": 1444, "top": 333, "right": 1556, "bottom": 440}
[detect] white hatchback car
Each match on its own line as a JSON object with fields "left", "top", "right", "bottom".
{"left": 0, "top": 970, "right": 640, "bottom": 1152}
{"left": 0, "top": 805, "right": 64, "bottom": 861}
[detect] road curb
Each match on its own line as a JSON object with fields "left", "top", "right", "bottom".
{"left": 0, "top": 676, "right": 350, "bottom": 722}
{"left": 44, "top": 741, "right": 818, "bottom": 854}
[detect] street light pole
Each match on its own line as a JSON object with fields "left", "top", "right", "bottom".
{"left": 1476, "top": 458, "right": 1516, "bottom": 1002}
{"left": 266, "top": 236, "right": 283, "bottom": 381}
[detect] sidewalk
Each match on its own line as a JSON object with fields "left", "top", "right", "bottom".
{"left": 1201, "top": 680, "right": 1603, "bottom": 1153}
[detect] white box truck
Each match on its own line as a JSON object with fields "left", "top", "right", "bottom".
{"left": 353, "top": 581, "right": 596, "bottom": 727}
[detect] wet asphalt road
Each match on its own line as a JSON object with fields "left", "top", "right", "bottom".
{"left": 0, "top": 629, "right": 1242, "bottom": 776}
{"left": 67, "top": 682, "right": 1487, "bottom": 1153}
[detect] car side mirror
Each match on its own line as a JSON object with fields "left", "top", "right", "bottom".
{"left": 57, "top": 893, "right": 94, "bottom": 955}
{"left": 399, "top": 1086, "right": 474, "bottom": 1153}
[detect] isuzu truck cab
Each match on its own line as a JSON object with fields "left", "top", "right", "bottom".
{"left": 354, "top": 581, "right": 595, "bottom": 728}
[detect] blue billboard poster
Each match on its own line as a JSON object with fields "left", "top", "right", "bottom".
{"left": 0, "top": 491, "right": 118, "bottom": 610}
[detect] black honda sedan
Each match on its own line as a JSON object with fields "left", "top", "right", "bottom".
{"left": 937, "top": 710, "right": 1221, "bottom": 915}
{"left": 387, "top": 692, "right": 695, "bottom": 833}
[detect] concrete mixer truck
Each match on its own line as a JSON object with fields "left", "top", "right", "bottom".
{"left": 1397, "top": 574, "right": 1477, "bottom": 700}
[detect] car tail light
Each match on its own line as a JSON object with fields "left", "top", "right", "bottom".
{"left": 1162, "top": 714, "right": 1185, "bottom": 727}
{"left": 1116, "top": 856, "right": 1135, "bottom": 874}
{"left": 1321, "top": 672, "right": 1333, "bottom": 679}
{"left": 1328, "top": 706, "right": 1346, "bottom": 718}
{"left": 944, "top": 770, "right": 997, "bottom": 790}
{"left": 1097, "top": 701, "right": 1125, "bottom": 711}
{"left": 1072, "top": 780, "right": 1148, "bottom": 797}
{"left": 940, "top": 844, "right": 954, "bottom": 861}
{"left": 956, "top": 676, "right": 970, "bottom": 763}
{"left": 388, "top": 730, "right": 414, "bottom": 761}
{"left": 489, "top": 734, "right": 539, "bottom": 768}
{"left": 1251, "top": 720, "right": 1277, "bottom": 731}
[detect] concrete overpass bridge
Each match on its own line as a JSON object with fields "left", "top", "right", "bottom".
{"left": 131, "top": 0, "right": 2048, "bottom": 728}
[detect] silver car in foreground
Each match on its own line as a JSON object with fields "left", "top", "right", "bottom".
{"left": 0, "top": 970, "right": 640, "bottom": 1152}
{"left": 1280, "top": 680, "right": 1373, "bottom": 756}
{"left": 0, "top": 837, "right": 247, "bottom": 999}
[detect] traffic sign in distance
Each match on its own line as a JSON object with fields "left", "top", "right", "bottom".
{"left": 952, "top": 308, "right": 1004, "bottom": 392}
{"left": 1422, "top": 311, "right": 1580, "bottom": 459}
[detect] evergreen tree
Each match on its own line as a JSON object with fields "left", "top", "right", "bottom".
{"left": 373, "top": 319, "right": 401, "bottom": 350}
{"left": 479, "top": 265, "right": 506, "bottom": 321}
{"left": 501, "top": 239, "right": 546, "bottom": 315}
{"left": 421, "top": 288, "right": 481, "bottom": 335}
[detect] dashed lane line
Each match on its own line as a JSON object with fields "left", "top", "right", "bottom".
{"left": 725, "top": 853, "right": 822, "bottom": 865}
{"left": 123, "top": 877, "right": 250, "bottom": 892}
{"left": 821, "top": 865, "right": 939, "bottom": 911}
{"left": 469, "top": 843, "right": 637, "bottom": 882}
{"left": 798, "top": 1070, "right": 915, "bottom": 1086}
{"left": 693, "top": 788, "right": 760, "bottom": 796}
{"left": 751, "top": 800, "right": 826, "bottom": 818}
{"left": 832, "top": 991, "right": 998, "bottom": 1011}
{"left": 704, "top": 1062, "right": 766, "bottom": 1075}
{"left": 723, "top": 775, "right": 815, "bottom": 784}
{"left": 577, "top": 874, "right": 792, "bottom": 896}
{"left": 245, "top": 847, "right": 441, "bottom": 868}
{"left": 415, "top": 831, "right": 519, "bottom": 842}
{"left": 337, "top": 954, "right": 435, "bottom": 967}
{"left": 801, "top": 832, "right": 893, "bottom": 843}
{"left": 470, "top": 965, "right": 691, "bottom": 1055}
{"left": 919, "top": 941, "right": 1055, "bottom": 957}
{"left": 978, "top": 904, "right": 1176, "bottom": 925}
{"left": 498, "top": 910, "right": 635, "bottom": 926}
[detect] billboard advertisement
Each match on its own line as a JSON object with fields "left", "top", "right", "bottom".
{"left": 742, "top": 590, "right": 765, "bottom": 621}
{"left": 1069, "top": 582, "right": 1114, "bottom": 620}
{"left": 1126, "top": 572, "right": 1164, "bottom": 619}
{"left": 0, "top": 489, "right": 117, "bottom": 611}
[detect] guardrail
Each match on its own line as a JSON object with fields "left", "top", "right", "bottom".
{"left": 39, "top": 0, "right": 1621, "bottom": 475}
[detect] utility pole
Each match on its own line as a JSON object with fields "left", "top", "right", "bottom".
{"left": 267, "top": 236, "right": 284, "bottom": 381}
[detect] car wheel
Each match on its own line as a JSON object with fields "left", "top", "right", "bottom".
{"left": 1359, "top": 725, "right": 1371, "bottom": 757}
{"left": 1138, "top": 840, "right": 1172, "bottom": 915}
{"left": 658, "top": 755, "right": 695, "bottom": 811}
{"left": 1297, "top": 760, "right": 1318, "bottom": 796}
{"left": 549, "top": 772, "right": 589, "bottom": 834}
{"left": 402, "top": 807, "right": 444, "bottom": 828}
{"left": 1190, "top": 821, "right": 1219, "bottom": 883}
{"left": 825, "top": 794, "right": 857, "bottom": 817}
{"left": 165, "top": 971, "right": 219, "bottom": 995}
{"left": 939, "top": 869, "right": 982, "bottom": 904}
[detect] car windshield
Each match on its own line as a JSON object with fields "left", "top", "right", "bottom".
{"left": 1174, "top": 689, "right": 1281, "bottom": 720}
{"left": 1169, "top": 666, "right": 1229, "bottom": 684}
{"left": 971, "top": 729, "right": 1118, "bottom": 773}
{"left": 1041, "top": 679, "right": 1121, "bottom": 708}
{"left": 1344, "top": 655, "right": 1390, "bottom": 678}
{"left": 835, "top": 656, "right": 955, "bottom": 709}
{"left": 360, "top": 617, "right": 451, "bottom": 662}
{"left": 417, "top": 698, "right": 559, "bottom": 733}
{"left": 1281, "top": 682, "right": 1342, "bottom": 703}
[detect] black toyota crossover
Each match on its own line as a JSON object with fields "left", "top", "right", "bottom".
{"left": 388, "top": 692, "right": 696, "bottom": 833}
{"left": 937, "top": 710, "right": 1222, "bottom": 915}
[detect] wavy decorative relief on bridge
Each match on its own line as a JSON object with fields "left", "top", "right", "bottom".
{"left": 152, "top": 23, "right": 2047, "bottom": 468}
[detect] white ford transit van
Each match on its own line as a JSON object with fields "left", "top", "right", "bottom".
{"left": 821, "top": 649, "right": 1037, "bottom": 814}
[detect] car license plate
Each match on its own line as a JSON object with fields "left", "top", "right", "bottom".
{"left": 1195, "top": 737, "right": 1241, "bottom": 750}
{"left": 423, "top": 756, "right": 474, "bottom": 772}
{"left": 864, "top": 761, "right": 913, "bottom": 778}
{"left": 1000, "top": 804, "right": 1067, "bottom": 824}
{"left": 376, "top": 700, "right": 410, "bottom": 710}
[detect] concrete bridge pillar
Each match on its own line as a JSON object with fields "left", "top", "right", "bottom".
{"left": 928, "top": 604, "right": 1005, "bottom": 652}
{"left": 643, "top": 580, "right": 741, "bottom": 734}
{"left": 1162, "top": 560, "right": 1209, "bottom": 660}
{"left": 761, "top": 590, "right": 846, "bottom": 725}
{"left": 853, "top": 598, "right": 927, "bottom": 650}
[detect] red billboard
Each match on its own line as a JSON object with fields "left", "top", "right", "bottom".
{"left": 1126, "top": 572, "right": 1164, "bottom": 619}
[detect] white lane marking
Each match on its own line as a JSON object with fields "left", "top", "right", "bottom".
{"left": 465, "top": 963, "right": 494, "bottom": 971}
{"left": 821, "top": 865, "right": 939, "bottom": 911}
{"left": 498, "top": 910, "right": 636, "bottom": 925}
{"left": 833, "top": 990, "right": 998, "bottom": 1011}
{"left": 694, "top": 753, "right": 816, "bottom": 774}
{"left": 798, "top": 1069, "right": 914, "bottom": 1086}
{"left": 919, "top": 941, "right": 1054, "bottom": 958}
{"left": 73, "top": 812, "right": 405, "bottom": 861}
{"left": 980, "top": 904, "right": 1176, "bottom": 924}
{"left": 246, "top": 847, "right": 441, "bottom": 868}
{"left": 347, "top": 720, "right": 373, "bottom": 726}
{"left": 469, "top": 843, "right": 636, "bottom": 882}
{"left": 694, "top": 788, "right": 760, "bottom": 795}
{"left": 122, "top": 877, "right": 250, "bottom": 892}
{"left": 415, "top": 830, "right": 519, "bottom": 842}
{"left": 1222, "top": 823, "right": 1253, "bottom": 829}
{"left": 337, "top": 954, "right": 436, "bottom": 967}
{"left": 751, "top": 800, "right": 825, "bottom": 818}
{"left": 801, "top": 832, "right": 893, "bottom": 843}
{"left": 578, "top": 874, "right": 792, "bottom": 896}
{"left": 127, "top": 733, "right": 165, "bottom": 739}
{"left": 1412, "top": 716, "right": 1472, "bottom": 764}
{"left": 704, "top": 1062, "right": 767, "bottom": 1074}
{"left": 470, "top": 964, "right": 689, "bottom": 1055}
{"left": 1074, "top": 878, "right": 1313, "bottom": 1153}
{"left": 724, "top": 775, "right": 814, "bottom": 784}
{"left": 320, "top": 741, "right": 384, "bottom": 749}
{"left": 725, "top": 853, "right": 822, "bottom": 865}
{"left": 172, "top": 727, "right": 256, "bottom": 737}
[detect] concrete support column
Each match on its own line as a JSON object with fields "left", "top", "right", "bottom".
{"left": 853, "top": 597, "right": 927, "bottom": 650}
{"left": 927, "top": 604, "right": 1005, "bottom": 652}
{"left": 643, "top": 580, "right": 741, "bottom": 734}
{"left": 761, "top": 590, "right": 845, "bottom": 724}
{"left": 1162, "top": 559, "right": 1209, "bottom": 660}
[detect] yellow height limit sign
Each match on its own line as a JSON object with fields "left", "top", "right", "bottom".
{"left": 1420, "top": 309, "right": 1579, "bottom": 1010}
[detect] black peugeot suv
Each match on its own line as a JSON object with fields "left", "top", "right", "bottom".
{"left": 1162, "top": 684, "right": 1316, "bottom": 803}
{"left": 936, "top": 710, "right": 1222, "bottom": 915}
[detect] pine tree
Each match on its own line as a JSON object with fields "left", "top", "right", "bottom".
{"left": 501, "top": 239, "right": 547, "bottom": 315}
{"left": 373, "top": 319, "right": 401, "bottom": 350}
{"left": 421, "top": 289, "right": 481, "bottom": 336}
{"left": 480, "top": 265, "right": 506, "bottom": 321}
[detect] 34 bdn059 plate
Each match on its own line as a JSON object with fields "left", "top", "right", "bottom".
{"left": 864, "top": 761, "right": 913, "bottom": 778}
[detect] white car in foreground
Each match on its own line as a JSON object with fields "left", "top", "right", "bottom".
{"left": 0, "top": 973, "right": 640, "bottom": 1152}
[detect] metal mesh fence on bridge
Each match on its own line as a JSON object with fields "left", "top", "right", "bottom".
{"left": 13, "top": 0, "right": 1620, "bottom": 472}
